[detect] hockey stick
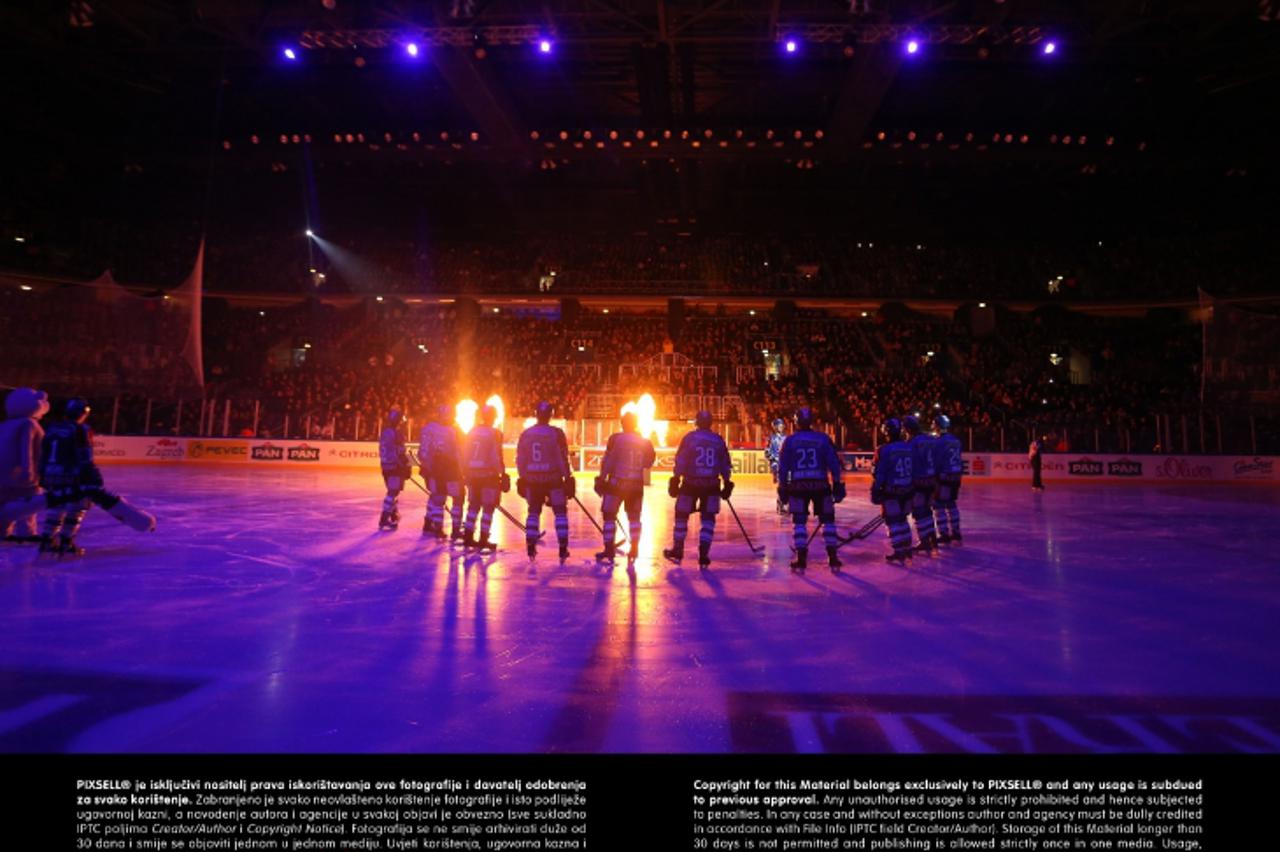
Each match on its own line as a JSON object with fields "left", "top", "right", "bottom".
{"left": 572, "top": 495, "right": 626, "bottom": 549}
{"left": 408, "top": 475, "right": 543, "bottom": 541}
{"left": 495, "top": 502, "right": 542, "bottom": 539}
{"left": 724, "top": 497, "right": 766, "bottom": 555}
{"left": 790, "top": 514, "right": 885, "bottom": 552}
{"left": 835, "top": 515, "right": 885, "bottom": 549}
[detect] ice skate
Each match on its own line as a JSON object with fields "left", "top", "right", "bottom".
{"left": 913, "top": 535, "right": 939, "bottom": 556}
{"left": 885, "top": 550, "right": 912, "bottom": 566}
{"left": 697, "top": 542, "right": 711, "bottom": 572}
{"left": 827, "top": 546, "right": 842, "bottom": 573}
{"left": 558, "top": 543, "right": 570, "bottom": 561}
{"left": 663, "top": 545, "right": 682, "bottom": 564}
{"left": 790, "top": 548, "right": 807, "bottom": 574}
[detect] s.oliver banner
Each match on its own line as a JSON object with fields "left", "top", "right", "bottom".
{"left": 92, "top": 436, "right": 1277, "bottom": 483}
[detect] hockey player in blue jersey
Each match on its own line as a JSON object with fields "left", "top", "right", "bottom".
{"left": 462, "top": 404, "right": 509, "bottom": 550}
{"left": 930, "top": 413, "right": 964, "bottom": 545}
{"left": 777, "top": 407, "right": 845, "bottom": 574}
{"left": 764, "top": 418, "right": 788, "bottom": 514}
{"left": 871, "top": 418, "right": 915, "bottom": 565}
{"left": 517, "top": 401, "right": 574, "bottom": 561}
{"left": 594, "top": 410, "right": 656, "bottom": 566}
{"left": 663, "top": 410, "right": 732, "bottom": 570}
{"left": 903, "top": 414, "right": 939, "bottom": 555}
{"left": 378, "top": 406, "right": 411, "bottom": 531}
{"left": 419, "top": 403, "right": 466, "bottom": 542}
{"left": 39, "top": 398, "right": 155, "bottom": 556}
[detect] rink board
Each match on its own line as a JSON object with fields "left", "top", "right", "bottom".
{"left": 89, "top": 435, "right": 1279, "bottom": 483}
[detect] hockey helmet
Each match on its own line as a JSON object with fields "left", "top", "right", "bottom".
{"left": 695, "top": 410, "right": 713, "bottom": 430}
{"left": 882, "top": 418, "right": 903, "bottom": 442}
{"left": 771, "top": 418, "right": 786, "bottom": 433}
{"left": 387, "top": 406, "right": 403, "bottom": 426}
{"left": 436, "top": 403, "right": 453, "bottom": 424}
{"left": 794, "top": 407, "right": 814, "bottom": 429}
{"left": 66, "top": 398, "right": 91, "bottom": 421}
{"left": 621, "top": 410, "right": 639, "bottom": 432}
{"left": 934, "top": 413, "right": 952, "bottom": 433}
{"left": 480, "top": 404, "right": 498, "bottom": 426}
{"left": 535, "top": 400, "right": 554, "bottom": 424}
{"left": 902, "top": 414, "right": 921, "bottom": 435}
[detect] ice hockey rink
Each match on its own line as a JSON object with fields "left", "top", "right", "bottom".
{"left": 2, "top": 467, "right": 1279, "bottom": 754}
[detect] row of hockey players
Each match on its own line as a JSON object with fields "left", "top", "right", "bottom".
{"left": 764, "top": 408, "right": 963, "bottom": 570}
{"left": 0, "top": 388, "right": 156, "bottom": 556}
{"left": 376, "top": 401, "right": 962, "bottom": 571}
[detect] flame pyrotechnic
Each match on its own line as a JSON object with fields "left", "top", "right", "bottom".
{"left": 620, "top": 393, "right": 668, "bottom": 446}
{"left": 485, "top": 394, "right": 505, "bottom": 430}
{"left": 456, "top": 395, "right": 505, "bottom": 433}
{"left": 455, "top": 399, "right": 479, "bottom": 433}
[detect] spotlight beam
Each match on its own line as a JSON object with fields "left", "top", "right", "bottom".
{"left": 826, "top": 41, "right": 903, "bottom": 145}
{"left": 431, "top": 45, "right": 525, "bottom": 151}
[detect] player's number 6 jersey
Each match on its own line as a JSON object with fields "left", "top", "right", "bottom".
{"left": 518, "top": 424, "right": 569, "bottom": 483}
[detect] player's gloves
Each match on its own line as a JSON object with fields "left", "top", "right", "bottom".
{"left": 832, "top": 481, "right": 847, "bottom": 503}
{"left": 667, "top": 476, "right": 682, "bottom": 498}
{"left": 500, "top": 472, "right": 511, "bottom": 493}
{"left": 565, "top": 475, "right": 576, "bottom": 499}
{"left": 870, "top": 485, "right": 885, "bottom": 506}
{"left": 594, "top": 475, "right": 606, "bottom": 497}
{"left": 720, "top": 480, "right": 735, "bottom": 500}
{"left": 516, "top": 477, "right": 527, "bottom": 499}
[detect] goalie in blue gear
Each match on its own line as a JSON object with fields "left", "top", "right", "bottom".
{"left": 462, "top": 404, "right": 508, "bottom": 550}
{"left": 595, "top": 410, "right": 655, "bottom": 565}
{"left": 930, "top": 414, "right": 964, "bottom": 544}
{"left": 39, "top": 398, "right": 156, "bottom": 556}
{"left": 419, "top": 404, "right": 466, "bottom": 541}
{"left": 765, "top": 418, "right": 788, "bottom": 514}
{"left": 378, "top": 406, "right": 411, "bottom": 531}
{"left": 903, "top": 414, "right": 939, "bottom": 555}
{"left": 517, "top": 401, "right": 574, "bottom": 561}
{"left": 664, "top": 410, "right": 732, "bottom": 570}
{"left": 777, "top": 407, "right": 845, "bottom": 573}
{"left": 871, "top": 418, "right": 914, "bottom": 565}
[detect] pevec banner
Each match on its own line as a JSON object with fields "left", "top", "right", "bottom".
{"left": 92, "top": 436, "right": 1278, "bottom": 482}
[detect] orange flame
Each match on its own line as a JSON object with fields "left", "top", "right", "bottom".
{"left": 620, "top": 393, "right": 668, "bottom": 446}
